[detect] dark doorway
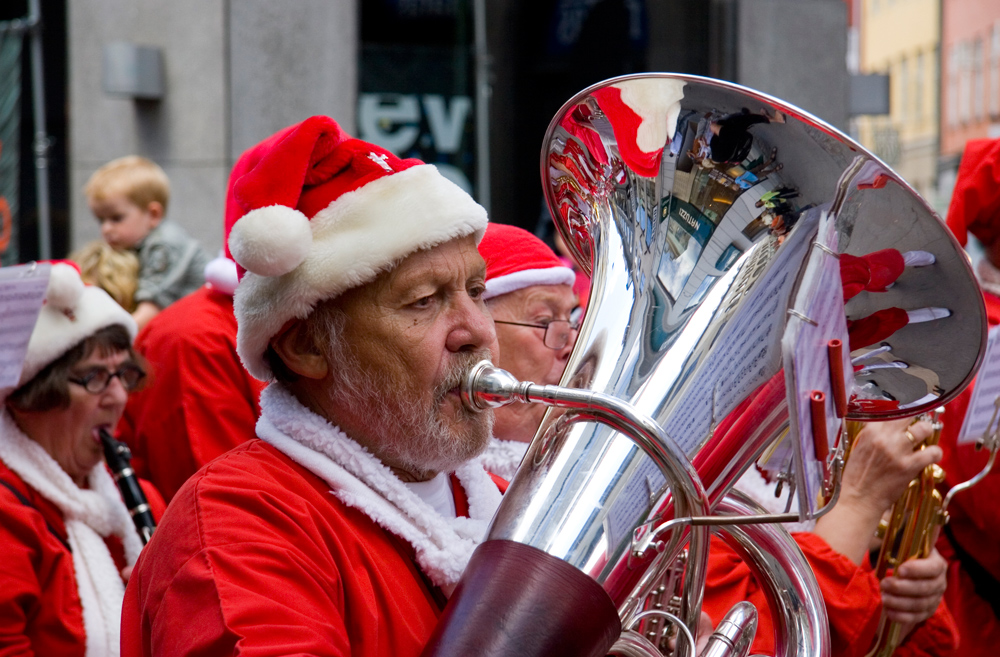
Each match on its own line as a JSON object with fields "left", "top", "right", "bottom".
{"left": 0, "top": 0, "right": 68, "bottom": 263}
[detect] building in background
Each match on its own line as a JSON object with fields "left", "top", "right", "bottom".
{"left": 855, "top": 0, "right": 941, "bottom": 208}
{"left": 3, "top": 0, "right": 850, "bottom": 262}
{"left": 938, "top": 0, "right": 1000, "bottom": 217}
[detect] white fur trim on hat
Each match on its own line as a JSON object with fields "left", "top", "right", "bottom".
{"left": 229, "top": 205, "right": 313, "bottom": 277}
{"left": 234, "top": 164, "right": 488, "bottom": 381}
{"left": 14, "top": 267, "right": 137, "bottom": 391}
{"left": 483, "top": 267, "right": 576, "bottom": 301}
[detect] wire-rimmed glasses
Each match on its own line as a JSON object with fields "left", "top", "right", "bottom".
{"left": 493, "top": 319, "right": 579, "bottom": 350}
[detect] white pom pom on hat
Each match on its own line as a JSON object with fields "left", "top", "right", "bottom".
{"left": 229, "top": 205, "right": 313, "bottom": 277}
{"left": 45, "top": 262, "right": 85, "bottom": 314}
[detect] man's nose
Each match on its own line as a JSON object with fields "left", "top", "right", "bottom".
{"left": 446, "top": 294, "right": 495, "bottom": 353}
{"left": 555, "top": 325, "right": 578, "bottom": 361}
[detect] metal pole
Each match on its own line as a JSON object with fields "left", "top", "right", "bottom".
{"left": 27, "top": 0, "right": 51, "bottom": 260}
{"left": 472, "top": 0, "right": 490, "bottom": 212}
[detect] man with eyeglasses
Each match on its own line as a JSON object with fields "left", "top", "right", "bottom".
{"left": 478, "top": 223, "right": 581, "bottom": 479}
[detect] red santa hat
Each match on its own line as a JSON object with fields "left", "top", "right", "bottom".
{"left": 11, "top": 262, "right": 137, "bottom": 392}
{"left": 478, "top": 223, "right": 575, "bottom": 300}
{"left": 946, "top": 138, "right": 1000, "bottom": 247}
{"left": 227, "top": 115, "right": 488, "bottom": 381}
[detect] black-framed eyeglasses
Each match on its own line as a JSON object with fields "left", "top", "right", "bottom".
{"left": 67, "top": 364, "right": 146, "bottom": 394}
{"left": 493, "top": 319, "right": 579, "bottom": 350}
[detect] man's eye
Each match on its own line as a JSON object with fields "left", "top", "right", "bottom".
{"left": 468, "top": 285, "right": 485, "bottom": 300}
{"left": 412, "top": 296, "right": 433, "bottom": 309}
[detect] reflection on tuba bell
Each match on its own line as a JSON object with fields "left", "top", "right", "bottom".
{"left": 423, "top": 74, "right": 987, "bottom": 657}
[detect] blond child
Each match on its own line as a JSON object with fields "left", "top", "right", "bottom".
{"left": 84, "top": 156, "right": 209, "bottom": 329}
{"left": 69, "top": 239, "right": 140, "bottom": 312}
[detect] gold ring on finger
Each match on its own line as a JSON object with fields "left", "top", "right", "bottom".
{"left": 905, "top": 429, "right": 919, "bottom": 449}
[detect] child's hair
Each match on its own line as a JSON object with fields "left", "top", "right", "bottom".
{"left": 69, "top": 239, "right": 141, "bottom": 312}
{"left": 84, "top": 155, "right": 170, "bottom": 213}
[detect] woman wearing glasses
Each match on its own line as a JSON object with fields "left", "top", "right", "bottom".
{"left": 0, "top": 262, "right": 164, "bottom": 657}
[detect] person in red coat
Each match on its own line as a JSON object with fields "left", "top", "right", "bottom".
{"left": 0, "top": 262, "right": 165, "bottom": 656}
{"left": 937, "top": 137, "right": 1000, "bottom": 657}
{"left": 704, "top": 417, "right": 958, "bottom": 656}
{"left": 122, "top": 116, "right": 505, "bottom": 657}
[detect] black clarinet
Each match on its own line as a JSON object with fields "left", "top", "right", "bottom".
{"left": 98, "top": 428, "right": 156, "bottom": 544}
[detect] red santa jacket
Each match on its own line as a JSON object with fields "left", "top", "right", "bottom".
{"left": 122, "top": 438, "right": 502, "bottom": 657}
{"left": 703, "top": 533, "right": 958, "bottom": 657}
{"left": 118, "top": 286, "right": 266, "bottom": 501}
{"left": 935, "top": 290, "right": 1000, "bottom": 656}
{"left": 0, "top": 461, "right": 165, "bottom": 657}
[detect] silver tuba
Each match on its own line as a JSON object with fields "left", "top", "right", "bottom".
{"left": 422, "top": 74, "right": 987, "bottom": 657}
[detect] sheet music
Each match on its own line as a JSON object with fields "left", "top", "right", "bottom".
{"left": 958, "top": 325, "right": 1000, "bottom": 445}
{"left": 0, "top": 263, "right": 50, "bottom": 389}
{"left": 782, "top": 210, "right": 850, "bottom": 509}
{"left": 663, "top": 208, "right": 818, "bottom": 453}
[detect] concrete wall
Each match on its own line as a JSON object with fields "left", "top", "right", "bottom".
{"left": 68, "top": 0, "right": 358, "bottom": 256}
{"left": 229, "top": 1, "right": 357, "bottom": 159}
{"left": 737, "top": 0, "right": 849, "bottom": 130}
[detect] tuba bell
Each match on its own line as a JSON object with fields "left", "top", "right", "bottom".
{"left": 423, "top": 74, "right": 987, "bottom": 657}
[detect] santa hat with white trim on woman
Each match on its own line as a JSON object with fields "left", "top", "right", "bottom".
{"left": 227, "top": 115, "right": 488, "bottom": 381}
{"left": 7, "top": 261, "right": 137, "bottom": 397}
{"left": 478, "top": 223, "right": 576, "bottom": 300}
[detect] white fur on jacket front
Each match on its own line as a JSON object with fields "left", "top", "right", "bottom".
{"left": 255, "top": 384, "right": 502, "bottom": 592}
{"left": 233, "top": 164, "right": 487, "bottom": 381}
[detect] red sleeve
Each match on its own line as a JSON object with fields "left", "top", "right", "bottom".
{"left": 793, "top": 532, "right": 882, "bottom": 656}
{"left": 0, "top": 485, "right": 84, "bottom": 657}
{"left": 0, "top": 500, "right": 46, "bottom": 657}
{"left": 705, "top": 532, "right": 955, "bottom": 657}
{"left": 795, "top": 533, "right": 958, "bottom": 657}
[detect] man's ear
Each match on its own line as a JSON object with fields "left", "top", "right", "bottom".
{"left": 146, "top": 201, "right": 164, "bottom": 228}
{"left": 269, "top": 319, "right": 329, "bottom": 380}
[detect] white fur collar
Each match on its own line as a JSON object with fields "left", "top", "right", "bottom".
{"left": 0, "top": 409, "right": 141, "bottom": 657}
{"left": 256, "top": 384, "right": 502, "bottom": 591}
{"left": 479, "top": 438, "right": 529, "bottom": 481}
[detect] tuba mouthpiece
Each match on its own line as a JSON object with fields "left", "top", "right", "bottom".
{"left": 461, "top": 360, "right": 530, "bottom": 411}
